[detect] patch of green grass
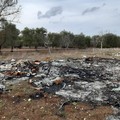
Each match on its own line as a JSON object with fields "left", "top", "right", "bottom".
{"left": 55, "top": 110, "right": 66, "bottom": 118}
{"left": 0, "top": 100, "right": 5, "bottom": 109}
{"left": 7, "top": 81, "right": 36, "bottom": 102}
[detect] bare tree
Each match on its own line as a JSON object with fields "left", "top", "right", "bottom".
{"left": 99, "top": 31, "right": 104, "bottom": 51}
{"left": 60, "top": 30, "right": 73, "bottom": 49}
{"left": 99, "top": 31, "right": 109, "bottom": 50}
{"left": 45, "top": 34, "right": 52, "bottom": 55}
{"left": 0, "top": 0, "right": 21, "bottom": 23}
{"left": 91, "top": 35, "right": 100, "bottom": 54}
{"left": 0, "top": 0, "right": 20, "bottom": 53}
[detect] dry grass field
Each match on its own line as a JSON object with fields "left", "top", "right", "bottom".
{"left": 0, "top": 48, "right": 120, "bottom": 60}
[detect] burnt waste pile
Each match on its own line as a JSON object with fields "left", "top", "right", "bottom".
{"left": 0, "top": 57, "right": 120, "bottom": 119}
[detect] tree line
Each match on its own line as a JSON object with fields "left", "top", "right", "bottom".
{"left": 0, "top": 21, "right": 120, "bottom": 52}
{"left": 0, "top": 1, "right": 120, "bottom": 52}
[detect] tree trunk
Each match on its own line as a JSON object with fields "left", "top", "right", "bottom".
{"left": 35, "top": 45, "right": 38, "bottom": 51}
{"left": 101, "top": 40, "right": 103, "bottom": 50}
{"left": 48, "top": 47, "right": 51, "bottom": 55}
{"left": 11, "top": 46, "right": 14, "bottom": 52}
{"left": 0, "top": 45, "right": 2, "bottom": 54}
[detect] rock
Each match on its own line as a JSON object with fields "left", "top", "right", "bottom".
{"left": 52, "top": 61, "right": 66, "bottom": 66}
{"left": 34, "top": 60, "right": 40, "bottom": 65}
{"left": 0, "top": 73, "right": 5, "bottom": 80}
{"left": 112, "top": 87, "right": 120, "bottom": 91}
{"left": 11, "top": 59, "right": 16, "bottom": 62}
{"left": 35, "top": 74, "right": 46, "bottom": 78}
{"left": 28, "top": 98, "right": 32, "bottom": 102}
{"left": 0, "top": 64, "right": 12, "bottom": 71}
{"left": 82, "top": 55, "right": 87, "bottom": 58}
{"left": 53, "top": 77, "right": 63, "bottom": 85}
{"left": 0, "top": 84, "right": 5, "bottom": 89}
{"left": 0, "top": 84, "right": 5, "bottom": 93}
{"left": 29, "top": 92, "right": 44, "bottom": 100}
{"left": 115, "top": 52, "right": 120, "bottom": 57}
{"left": 41, "top": 78, "right": 53, "bottom": 86}
{"left": 56, "top": 90, "right": 91, "bottom": 100}
{"left": 106, "top": 115, "right": 120, "bottom": 120}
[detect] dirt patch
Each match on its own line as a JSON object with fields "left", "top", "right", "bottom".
{"left": 65, "top": 104, "right": 113, "bottom": 120}
{"left": 0, "top": 86, "right": 113, "bottom": 120}
{"left": 0, "top": 78, "right": 113, "bottom": 120}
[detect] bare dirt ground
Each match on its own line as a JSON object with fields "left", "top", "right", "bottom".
{"left": 0, "top": 81, "right": 113, "bottom": 120}
{"left": 0, "top": 48, "right": 120, "bottom": 120}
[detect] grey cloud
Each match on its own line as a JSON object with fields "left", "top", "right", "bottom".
{"left": 37, "top": 11, "right": 42, "bottom": 17}
{"left": 38, "top": 6, "right": 63, "bottom": 19}
{"left": 114, "top": 8, "right": 118, "bottom": 11}
{"left": 102, "top": 3, "right": 106, "bottom": 7}
{"left": 82, "top": 3, "right": 106, "bottom": 16}
{"left": 82, "top": 7, "right": 100, "bottom": 15}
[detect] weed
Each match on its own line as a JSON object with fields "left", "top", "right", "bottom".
{"left": 55, "top": 110, "right": 66, "bottom": 118}
{"left": 0, "top": 100, "right": 5, "bottom": 109}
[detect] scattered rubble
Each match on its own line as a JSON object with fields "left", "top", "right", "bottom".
{"left": 106, "top": 115, "right": 120, "bottom": 120}
{"left": 0, "top": 57, "right": 120, "bottom": 119}
{"left": 0, "top": 84, "right": 5, "bottom": 94}
{"left": 115, "top": 52, "right": 120, "bottom": 57}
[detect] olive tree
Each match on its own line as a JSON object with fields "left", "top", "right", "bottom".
{"left": 0, "top": 0, "right": 21, "bottom": 53}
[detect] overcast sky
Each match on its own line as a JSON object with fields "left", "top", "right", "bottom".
{"left": 16, "top": 0, "right": 120, "bottom": 36}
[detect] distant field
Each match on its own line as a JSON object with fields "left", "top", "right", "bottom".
{"left": 0, "top": 48, "right": 120, "bottom": 60}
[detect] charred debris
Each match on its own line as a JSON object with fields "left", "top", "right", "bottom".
{"left": 0, "top": 57, "right": 120, "bottom": 119}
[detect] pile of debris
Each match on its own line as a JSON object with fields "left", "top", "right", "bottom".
{"left": 0, "top": 57, "right": 120, "bottom": 119}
